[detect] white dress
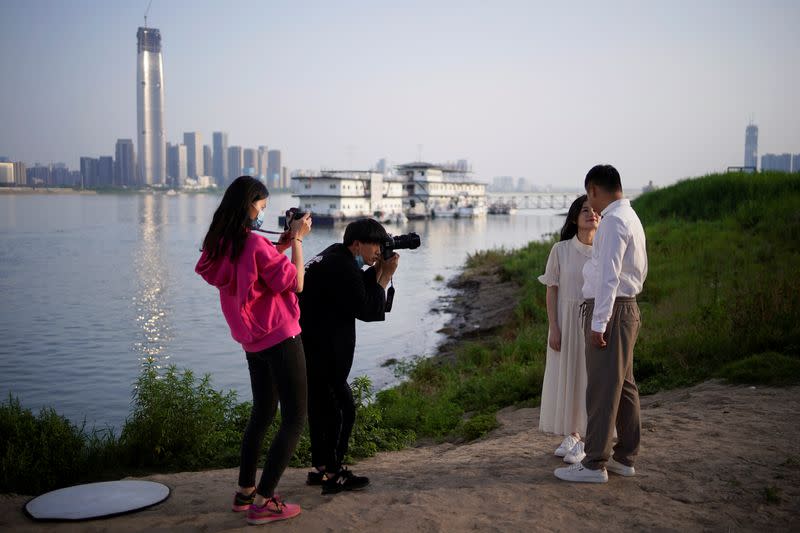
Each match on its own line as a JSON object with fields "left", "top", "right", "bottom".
{"left": 537, "top": 236, "right": 592, "bottom": 436}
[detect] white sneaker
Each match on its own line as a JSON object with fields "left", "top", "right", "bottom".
{"left": 554, "top": 434, "right": 580, "bottom": 457}
{"left": 554, "top": 462, "right": 608, "bottom": 483}
{"left": 563, "top": 441, "right": 586, "bottom": 464}
{"left": 606, "top": 457, "right": 635, "bottom": 477}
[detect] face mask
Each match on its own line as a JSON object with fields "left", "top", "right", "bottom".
{"left": 251, "top": 208, "right": 265, "bottom": 230}
{"left": 354, "top": 255, "right": 365, "bottom": 269}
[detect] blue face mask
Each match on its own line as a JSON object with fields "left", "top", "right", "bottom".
{"left": 251, "top": 208, "right": 265, "bottom": 230}
{"left": 354, "top": 255, "right": 365, "bottom": 269}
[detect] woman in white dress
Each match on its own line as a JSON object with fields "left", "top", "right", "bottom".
{"left": 537, "top": 195, "right": 599, "bottom": 463}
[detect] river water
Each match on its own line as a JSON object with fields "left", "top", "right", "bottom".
{"left": 0, "top": 191, "right": 565, "bottom": 429}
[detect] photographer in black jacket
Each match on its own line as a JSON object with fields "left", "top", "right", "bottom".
{"left": 299, "top": 218, "right": 399, "bottom": 495}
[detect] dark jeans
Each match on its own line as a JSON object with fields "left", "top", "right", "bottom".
{"left": 238, "top": 335, "right": 307, "bottom": 497}
{"left": 306, "top": 359, "right": 356, "bottom": 473}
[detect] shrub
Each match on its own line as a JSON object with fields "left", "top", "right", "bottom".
{"left": 0, "top": 395, "right": 117, "bottom": 494}
{"left": 119, "top": 359, "right": 245, "bottom": 469}
{"left": 458, "top": 413, "right": 499, "bottom": 441}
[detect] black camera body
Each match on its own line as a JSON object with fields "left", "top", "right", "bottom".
{"left": 381, "top": 232, "right": 421, "bottom": 259}
{"left": 284, "top": 207, "right": 307, "bottom": 231}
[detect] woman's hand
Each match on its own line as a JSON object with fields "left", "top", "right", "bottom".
{"left": 548, "top": 324, "right": 562, "bottom": 352}
{"left": 275, "top": 231, "right": 292, "bottom": 253}
{"left": 289, "top": 213, "right": 312, "bottom": 240}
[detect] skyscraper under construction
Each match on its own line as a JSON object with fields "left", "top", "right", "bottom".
{"left": 137, "top": 26, "right": 166, "bottom": 185}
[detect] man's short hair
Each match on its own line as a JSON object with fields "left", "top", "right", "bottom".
{"left": 343, "top": 218, "right": 389, "bottom": 246}
{"left": 584, "top": 164, "right": 622, "bottom": 193}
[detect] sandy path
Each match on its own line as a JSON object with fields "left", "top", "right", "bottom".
{"left": 3, "top": 380, "right": 798, "bottom": 532}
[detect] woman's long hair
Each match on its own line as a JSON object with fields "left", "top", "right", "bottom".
{"left": 201, "top": 176, "right": 268, "bottom": 261}
{"left": 559, "top": 194, "right": 588, "bottom": 241}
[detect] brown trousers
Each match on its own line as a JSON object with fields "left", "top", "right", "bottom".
{"left": 582, "top": 297, "right": 641, "bottom": 470}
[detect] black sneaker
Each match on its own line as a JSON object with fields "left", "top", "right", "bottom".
{"left": 306, "top": 470, "right": 325, "bottom": 486}
{"left": 321, "top": 468, "right": 370, "bottom": 495}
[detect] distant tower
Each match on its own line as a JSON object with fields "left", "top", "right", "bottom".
{"left": 115, "top": 139, "right": 136, "bottom": 186}
{"left": 183, "top": 132, "right": 202, "bottom": 179}
{"left": 137, "top": 26, "right": 166, "bottom": 185}
{"left": 213, "top": 132, "right": 229, "bottom": 186}
{"left": 267, "top": 149, "right": 282, "bottom": 189}
{"left": 744, "top": 123, "right": 758, "bottom": 170}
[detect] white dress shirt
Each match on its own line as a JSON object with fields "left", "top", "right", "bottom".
{"left": 581, "top": 198, "right": 648, "bottom": 333}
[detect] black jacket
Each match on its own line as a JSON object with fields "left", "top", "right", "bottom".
{"left": 299, "top": 243, "right": 386, "bottom": 381}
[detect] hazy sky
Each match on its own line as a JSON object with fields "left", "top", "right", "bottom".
{"left": 1, "top": 0, "right": 798, "bottom": 188}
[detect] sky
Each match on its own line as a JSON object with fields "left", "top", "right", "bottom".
{"left": 1, "top": 0, "right": 798, "bottom": 188}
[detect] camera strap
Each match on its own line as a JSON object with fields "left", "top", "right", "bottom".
{"left": 252, "top": 228, "right": 284, "bottom": 246}
{"left": 385, "top": 279, "right": 395, "bottom": 313}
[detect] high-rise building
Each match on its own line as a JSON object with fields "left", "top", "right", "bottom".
{"left": 27, "top": 165, "right": 52, "bottom": 186}
{"left": 51, "top": 165, "right": 71, "bottom": 186}
{"left": 243, "top": 148, "right": 257, "bottom": 175}
{"left": 13, "top": 162, "right": 27, "bottom": 185}
{"left": 744, "top": 124, "right": 758, "bottom": 170}
{"left": 213, "top": 132, "right": 228, "bottom": 186}
{"left": 227, "top": 146, "right": 243, "bottom": 182}
{"left": 792, "top": 154, "right": 800, "bottom": 173}
{"left": 203, "top": 144, "right": 212, "bottom": 177}
{"left": 492, "top": 176, "right": 514, "bottom": 192}
{"left": 167, "top": 143, "right": 188, "bottom": 186}
{"left": 115, "top": 139, "right": 136, "bottom": 186}
{"left": 80, "top": 157, "right": 98, "bottom": 188}
{"left": 257, "top": 145, "right": 268, "bottom": 179}
{"left": 137, "top": 26, "right": 166, "bottom": 185}
{"left": 98, "top": 156, "right": 114, "bottom": 187}
{"left": 0, "top": 163, "right": 13, "bottom": 184}
{"left": 281, "top": 166, "right": 289, "bottom": 189}
{"left": 267, "top": 149, "right": 282, "bottom": 189}
{"left": 761, "top": 153, "right": 792, "bottom": 172}
{"left": 183, "top": 132, "right": 202, "bottom": 179}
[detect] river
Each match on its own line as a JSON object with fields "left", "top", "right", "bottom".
{"left": 0, "top": 191, "right": 565, "bottom": 429}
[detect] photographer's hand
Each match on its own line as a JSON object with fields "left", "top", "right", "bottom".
{"left": 376, "top": 252, "right": 399, "bottom": 289}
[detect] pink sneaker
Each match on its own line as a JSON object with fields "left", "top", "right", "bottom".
{"left": 247, "top": 496, "right": 301, "bottom": 525}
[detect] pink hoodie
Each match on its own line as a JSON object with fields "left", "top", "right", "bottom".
{"left": 195, "top": 231, "right": 300, "bottom": 352}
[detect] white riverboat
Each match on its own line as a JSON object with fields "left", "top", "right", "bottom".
{"left": 396, "top": 162, "right": 487, "bottom": 219}
{"left": 290, "top": 170, "right": 405, "bottom": 225}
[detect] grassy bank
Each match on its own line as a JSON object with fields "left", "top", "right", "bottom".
{"left": 3, "top": 171, "right": 799, "bottom": 495}
{"left": 375, "top": 171, "right": 800, "bottom": 440}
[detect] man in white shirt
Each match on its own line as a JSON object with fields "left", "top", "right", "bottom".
{"left": 555, "top": 164, "right": 648, "bottom": 484}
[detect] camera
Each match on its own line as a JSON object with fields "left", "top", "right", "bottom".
{"left": 284, "top": 207, "right": 307, "bottom": 231}
{"left": 381, "top": 232, "right": 421, "bottom": 259}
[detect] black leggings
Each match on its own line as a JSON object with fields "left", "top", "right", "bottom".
{"left": 307, "top": 375, "right": 356, "bottom": 473}
{"left": 238, "top": 335, "right": 307, "bottom": 497}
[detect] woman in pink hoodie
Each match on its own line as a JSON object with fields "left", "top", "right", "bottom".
{"left": 196, "top": 176, "right": 311, "bottom": 525}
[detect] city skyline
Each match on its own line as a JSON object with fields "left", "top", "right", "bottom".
{"left": 1, "top": 1, "right": 799, "bottom": 188}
